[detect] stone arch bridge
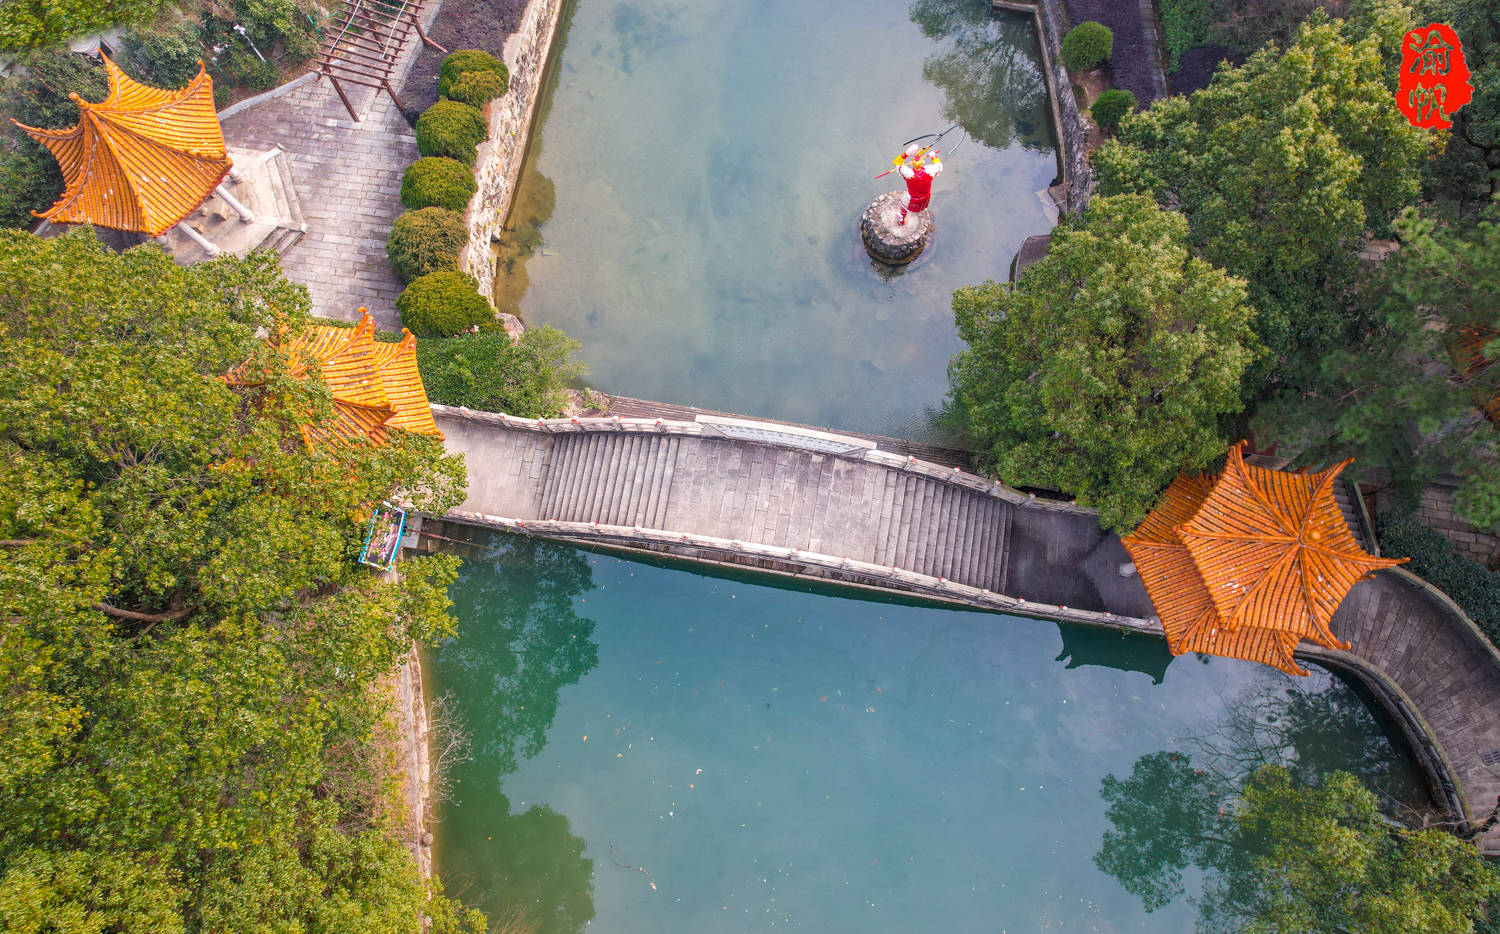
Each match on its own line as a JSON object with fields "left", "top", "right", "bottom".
{"left": 420, "top": 402, "right": 1500, "bottom": 854}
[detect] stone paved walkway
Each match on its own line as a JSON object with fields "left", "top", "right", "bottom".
{"left": 217, "top": 6, "right": 442, "bottom": 329}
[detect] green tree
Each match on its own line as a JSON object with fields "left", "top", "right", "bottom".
{"left": 1259, "top": 203, "right": 1500, "bottom": 526}
{"left": 0, "top": 49, "right": 108, "bottom": 229}
{"left": 1421, "top": 0, "right": 1500, "bottom": 202}
{"left": 949, "top": 194, "right": 1259, "bottom": 530}
{"left": 0, "top": 229, "right": 481, "bottom": 931}
{"left": 1094, "top": 14, "right": 1432, "bottom": 380}
{"left": 1099, "top": 759, "right": 1500, "bottom": 931}
{"left": 0, "top": 0, "right": 173, "bottom": 50}
{"left": 418, "top": 326, "right": 588, "bottom": 418}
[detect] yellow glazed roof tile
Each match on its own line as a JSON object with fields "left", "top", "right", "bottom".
{"left": 13, "top": 55, "right": 230, "bottom": 236}
{"left": 228, "top": 309, "right": 441, "bottom": 449}
{"left": 1176, "top": 444, "right": 1405, "bottom": 651}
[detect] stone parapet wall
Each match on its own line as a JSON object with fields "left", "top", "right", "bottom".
{"left": 461, "top": 0, "right": 566, "bottom": 300}
{"left": 1382, "top": 482, "right": 1500, "bottom": 569}
{"left": 993, "top": 0, "right": 1093, "bottom": 215}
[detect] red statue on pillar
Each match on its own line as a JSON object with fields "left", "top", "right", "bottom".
{"left": 897, "top": 143, "right": 942, "bottom": 226}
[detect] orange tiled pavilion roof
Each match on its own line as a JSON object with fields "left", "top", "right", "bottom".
{"left": 1121, "top": 473, "right": 1306, "bottom": 676}
{"left": 12, "top": 55, "right": 231, "bottom": 236}
{"left": 1178, "top": 445, "right": 1404, "bottom": 651}
{"left": 1122, "top": 444, "right": 1406, "bottom": 675}
{"left": 228, "top": 309, "right": 442, "bottom": 447}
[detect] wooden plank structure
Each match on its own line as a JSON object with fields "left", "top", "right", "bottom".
{"left": 227, "top": 309, "right": 442, "bottom": 446}
{"left": 12, "top": 57, "right": 231, "bottom": 236}
{"left": 1122, "top": 443, "right": 1406, "bottom": 675}
{"left": 314, "top": 0, "right": 447, "bottom": 121}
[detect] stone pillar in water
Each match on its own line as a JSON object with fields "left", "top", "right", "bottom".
{"left": 860, "top": 190, "right": 933, "bottom": 265}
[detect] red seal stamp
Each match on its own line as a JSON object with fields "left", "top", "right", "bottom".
{"left": 1397, "top": 23, "right": 1473, "bottom": 129}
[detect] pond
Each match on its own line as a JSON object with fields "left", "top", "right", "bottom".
{"left": 498, "top": 0, "right": 1058, "bottom": 440}
{"left": 427, "top": 533, "right": 1430, "bottom": 933}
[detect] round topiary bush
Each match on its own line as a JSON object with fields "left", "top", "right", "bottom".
{"left": 443, "top": 69, "right": 507, "bottom": 108}
{"left": 396, "top": 270, "right": 494, "bottom": 337}
{"left": 387, "top": 207, "right": 469, "bottom": 282}
{"left": 1062, "top": 21, "right": 1113, "bottom": 70}
{"left": 1091, "top": 88, "right": 1137, "bottom": 134}
{"left": 400, "top": 157, "right": 477, "bottom": 212}
{"left": 415, "top": 100, "right": 489, "bottom": 166}
{"left": 438, "top": 49, "right": 509, "bottom": 99}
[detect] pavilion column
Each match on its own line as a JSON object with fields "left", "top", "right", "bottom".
{"left": 162, "top": 223, "right": 220, "bottom": 257}
{"left": 214, "top": 183, "right": 256, "bottom": 223}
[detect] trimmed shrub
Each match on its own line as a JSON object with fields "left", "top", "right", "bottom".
{"left": 415, "top": 100, "right": 489, "bottom": 166}
{"left": 438, "top": 49, "right": 509, "bottom": 99}
{"left": 400, "top": 157, "right": 477, "bottom": 212}
{"left": 1091, "top": 88, "right": 1137, "bottom": 134}
{"left": 396, "top": 270, "right": 494, "bottom": 337}
{"left": 387, "top": 207, "right": 469, "bottom": 282}
{"left": 1062, "top": 21, "right": 1113, "bottom": 71}
{"left": 1378, "top": 512, "right": 1500, "bottom": 644}
{"left": 416, "top": 326, "right": 586, "bottom": 418}
{"left": 443, "top": 70, "right": 507, "bottom": 108}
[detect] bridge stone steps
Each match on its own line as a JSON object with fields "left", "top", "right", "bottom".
{"left": 540, "top": 433, "right": 683, "bottom": 528}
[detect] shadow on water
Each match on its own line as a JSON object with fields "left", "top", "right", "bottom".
{"left": 433, "top": 533, "right": 601, "bottom": 933}
{"left": 909, "top": 0, "right": 1054, "bottom": 151}
{"left": 1055, "top": 627, "right": 1176, "bottom": 684}
{"left": 1094, "top": 667, "right": 1434, "bottom": 924}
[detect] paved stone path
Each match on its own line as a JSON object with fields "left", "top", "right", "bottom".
{"left": 218, "top": 6, "right": 441, "bottom": 328}
{"left": 431, "top": 403, "right": 1500, "bottom": 853}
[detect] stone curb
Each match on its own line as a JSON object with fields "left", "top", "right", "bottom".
{"left": 217, "top": 71, "right": 318, "bottom": 121}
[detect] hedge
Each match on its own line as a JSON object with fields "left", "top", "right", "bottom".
{"left": 444, "top": 70, "right": 507, "bottom": 108}
{"left": 400, "top": 157, "right": 477, "bottom": 212}
{"left": 438, "top": 49, "right": 509, "bottom": 99}
{"left": 387, "top": 207, "right": 468, "bottom": 282}
{"left": 1091, "top": 89, "right": 1137, "bottom": 134}
{"left": 1378, "top": 511, "right": 1500, "bottom": 644}
{"left": 415, "top": 326, "right": 586, "bottom": 418}
{"left": 396, "top": 270, "right": 494, "bottom": 337}
{"left": 1062, "top": 22, "right": 1113, "bottom": 71}
{"left": 415, "top": 100, "right": 488, "bottom": 167}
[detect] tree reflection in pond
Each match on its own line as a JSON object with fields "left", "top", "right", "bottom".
{"left": 431, "top": 533, "right": 600, "bottom": 934}
{"left": 909, "top": 0, "right": 1053, "bottom": 151}
{"left": 1095, "top": 666, "right": 1436, "bottom": 926}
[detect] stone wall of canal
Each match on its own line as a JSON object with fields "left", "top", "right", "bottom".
{"left": 461, "top": 0, "right": 568, "bottom": 299}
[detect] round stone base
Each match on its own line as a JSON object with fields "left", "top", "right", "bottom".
{"left": 860, "top": 190, "right": 933, "bottom": 265}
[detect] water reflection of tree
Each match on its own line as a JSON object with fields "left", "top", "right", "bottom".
{"left": 438, "top": 534, "right": 601, "bottom": 934}
{"left": 1095, "top": 671, "right": 1445, "bottom": 925}
{"left": 444, "top": 534, "right": 600, "bottom": 774}
{"left": 457, "top": 794, "right": 597, "bottom": 934}
{"left": 909, "top": 0, "right": 1051, "bottom": 151}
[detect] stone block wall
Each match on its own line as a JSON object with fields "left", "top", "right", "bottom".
{"left": 1399, "top": 483, "right": 1500, "bottom": 569}
{"left": 460, "top": 0, "right": 566, "bottom": 301}
{"left": 994, "top": 0, "right": 1093, "bottom": 215}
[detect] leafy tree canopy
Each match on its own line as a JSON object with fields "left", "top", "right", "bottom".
{"left": 1099, "top": 757, "right": 1500, "bottom": 932}
{"left": 1259, "top": 202, "right": 1500, "bottom": 526}
{"left": 0, "top": 229, "right": 481, "bottom": 931}
{"left": 949, "top": 194, "right": 1258, "bottom": 530}
{"left": 1094, "top": 13, "right": 1433, "bottom": 380}
{"left": 0, "top": 0, "right": 173, "bottom": 51}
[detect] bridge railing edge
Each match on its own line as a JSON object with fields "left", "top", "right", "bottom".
{"left": 433, "top": 509, "right": 1158, "bottom": 634}
{"left": 429, "top": 404, "right": 1100, "bottom": 518}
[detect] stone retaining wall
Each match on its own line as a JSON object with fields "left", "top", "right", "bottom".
{"left": 461, "top": 0, "right": 566, "bottom": 299}
{"left": 993, "top": 0, "right": 1093, "bottom": 214}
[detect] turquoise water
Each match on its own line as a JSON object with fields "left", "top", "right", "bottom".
{"left": 498, "top": 0, "right": 1057, "bottom": 439}
{"left": 427, "top": 534, "right": 1428, "bottom": 932}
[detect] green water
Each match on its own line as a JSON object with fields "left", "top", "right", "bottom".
{"left": 427, "top": 534, "right": 1429, "bottom": 932}
{"left": 498, "top": 0, "right": 1057, "bottom": 438}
